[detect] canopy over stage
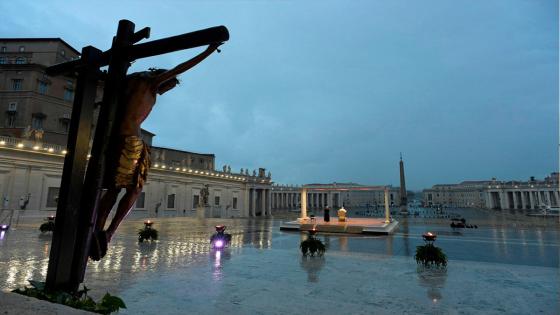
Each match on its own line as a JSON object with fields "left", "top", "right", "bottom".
{"left": 280, "top": 217, "right": 399, "bottom": 235}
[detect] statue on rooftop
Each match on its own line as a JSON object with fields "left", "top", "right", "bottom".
{"left": 89, "top": 43, "right": 222, "bottom": 260}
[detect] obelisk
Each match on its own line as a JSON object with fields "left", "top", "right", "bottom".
{"left": 399, "top": 153, "right": 408, "bottom": 213}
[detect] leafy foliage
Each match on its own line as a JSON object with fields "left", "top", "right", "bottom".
{"left": 300, "top": 236, "right": 326, "bottom": 256}
{"left": 138, "top": 227, "right": 158, "bottom": 242}
{"left": 39, "top": 221, "right": 55, "bottom": 233}
{"left": 12, "top": 280, "right": 126, "bottom": 314}
{"left": 415, "top": 244, "right": 447, "bottom": 267}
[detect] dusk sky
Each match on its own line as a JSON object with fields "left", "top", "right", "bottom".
{"left": 1, "top": 1, "right": 557, "bottom": 190}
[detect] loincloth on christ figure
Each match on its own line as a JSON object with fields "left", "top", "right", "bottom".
{"left": 113, "top": 136, "right": 151, "bottom": 189}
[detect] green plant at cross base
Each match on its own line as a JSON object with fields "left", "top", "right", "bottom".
{"left": 12, "top": 280, "right": 126, "bottom": 314}
{"left": 415, "top": 244, "right": 447, "bottom": 267}
{"left": 138, "top": 227, "right": 158, "bottom": 242}
{"left": 300, "top": 236, "right": 326, "bottom": 256}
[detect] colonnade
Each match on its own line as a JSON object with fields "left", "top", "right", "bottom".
{"left": 271, "top": 190, "right": 342, "bottom": 210}
{"left": 487, "top": 189, "right": 559, "bottom": 210}
{"left": 247, "top": 187, "right": 271, "bottom": 216}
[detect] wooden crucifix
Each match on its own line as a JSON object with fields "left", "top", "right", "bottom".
{"left": 45, "top": 19, "right": 229, "bottom": 292}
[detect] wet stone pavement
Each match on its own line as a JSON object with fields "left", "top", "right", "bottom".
{"left": 0, "top": 208, "right": 558, "bottom": 314}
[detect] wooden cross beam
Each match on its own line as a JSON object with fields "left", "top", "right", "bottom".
{"left": 45, "top": 19, "right": 229, "bottom": 292}
{"left": 46, "top": 25, "right": 229, "bottom": 76}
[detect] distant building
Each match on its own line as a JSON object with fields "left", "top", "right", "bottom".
{"left": 0, "top": 38, "right": 81, "bottom": 145}
{"left": 271, "top": 182, "right": 401, "bottom": 211}
{"left": 0, "top": 38, "right": 274, "bottom": 218}
{"left": 423, "top": 173, "right": 559, "bottom": 210}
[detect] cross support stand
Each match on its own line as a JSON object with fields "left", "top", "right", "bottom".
{"left": 45, "top": 19, "right": 229, "bottom": 292}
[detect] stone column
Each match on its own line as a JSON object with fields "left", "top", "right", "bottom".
{"left": 300, "top": 188, "right": 308, "bottom": 219}
{"left": 528, "top": 191, "right": 535, "bottom": 209}
{"left": 484, "top": 191, "right": 493, "bottom": 209}
{"left": 266, "top": 189, "right": 271, "bottom": 216}
{"left": 288, "top": 193, "right": 292, "bottom": 209}
{"left": 250, "top": 188, "right": 256, "bottom": 217}
{"left": 384, "top": 188, "right": 390, "bottom": 223}
{"left": 548, "top": 190, "right": 558, "bottom": 207}
{"left": 244, "top": 188, "right": 250, "bottom": 217}
{"left": 512, "top": 192, "right": 518, "bottom": 209}
{"left": 520, "top": 191, "right": 526, "bottom": 209}
{"left": 500, "top": 192, "right": 508, "bottom": 209}
{"left": 337, "top": 193, "right": 341, "bottom": 208}
{"left": 262, "top": 189, "right": 267, "bottom": 215}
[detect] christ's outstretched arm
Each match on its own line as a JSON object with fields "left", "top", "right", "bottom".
{"left": 153, "top": 42, "right": 222, "bottom": 88}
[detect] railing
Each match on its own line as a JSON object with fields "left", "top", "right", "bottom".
{"left": 0, "top": 136, "right": 66, "bottom": 154}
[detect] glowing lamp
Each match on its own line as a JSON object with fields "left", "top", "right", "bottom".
{"left": 214, "top": 240, "right": 224, "bottom": 248}
{"left": 422, "top": 232, "right": 437, "bottom": 242}
{"left": 144, "top": 220, "right": 154, "bottom": 228}
{"left": 62, "top": 150, "right": 67, "bottom": 155}
{"left": 0, "top": 140, "right": 5, "bottom": 145}
{"left": 0, "top": 224, "right": 9, "bottom": 231}
{"left": 17, "top": 143, "right": 24, "bottom": 148}
{"left": 33, "top": 145, "right": 40, "bottom": 150}
{"left": 47, "top": 215, "right": 55, "bottom": 222}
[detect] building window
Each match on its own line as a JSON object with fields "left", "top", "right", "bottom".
{"left": 193, "top": 195, "right": 199, "bottom": 208}
{"left": 233, "top": 197, "right": 238, "bottom": 209}
{"left": 32, "top": 114, "right": 44, "bottom": 130}
{"left": 60, "top": 49, "right": 65, "bottom": 56}
{"left": 46, "top": 187, "right": 60, "bottom": 207}
{"left": 15, "top": 57, "right": 26, "bottom": 64}
{"left": 136, "top": 192, "right": 145, "bottom": 208}
{"left": 12, "top": 79, "right": 22, "bottom": 90}
{"left": 0, "top": 57, "right": 5, "bottom": 64}
{"left": 6, "top": 112, "right": 16, "bottom": 128}
{"left": 38, "top": 81, "right": 48, "bottom": 94}
{"left": 59, "top": 119, "right": 70, "bottom": 133}
{"left": 215, "top": 196, "right": 220, "bottom": 206}
{"left": 18, "top": 46, "right": 25, "bottom": 52}
{"left": 167, "top": 194, "right": 175, "bottom": 208}
{"left": 1, "top": 47, "right": 6, "bottom": 53}
{"left": 64, "top": 89, "right": 74, "bottom": 101}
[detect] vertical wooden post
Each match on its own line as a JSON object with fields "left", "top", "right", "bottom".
{"left": 72, "top": 19, "right": 136, "bottom": 285}
{"left": 46, "top": 46, "right": 102, "bottom": 292}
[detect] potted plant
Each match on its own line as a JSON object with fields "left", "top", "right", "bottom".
{"left": 39, "top": 216, "right": 55, "bottom": 233}
{"left": 300, "top": 229, "right": 326, "bottom": 257}
{"left": 138, "top": 220, "right": 158, "bottom": 242}
{"left": 415, "top": 232, "right": 447, "bottom": 267}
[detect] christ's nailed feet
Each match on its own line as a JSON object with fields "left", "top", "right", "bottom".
{"left": 89, "top": 232, "right": 102, "bottom": 261}
{"left": 88, "top": 230, "right": 108, "bottom": 261}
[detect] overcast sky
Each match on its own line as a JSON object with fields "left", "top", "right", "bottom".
{"left": 1, "top": 1, "right": 557, "bottom": 190}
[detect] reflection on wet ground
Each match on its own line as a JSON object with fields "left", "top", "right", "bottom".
{"left": 0, "top": 208, "right": 558, "bottom": 314}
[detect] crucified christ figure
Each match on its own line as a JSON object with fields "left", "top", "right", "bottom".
{"left": 89, "top": 43, "right": 222, "bottom": 260}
